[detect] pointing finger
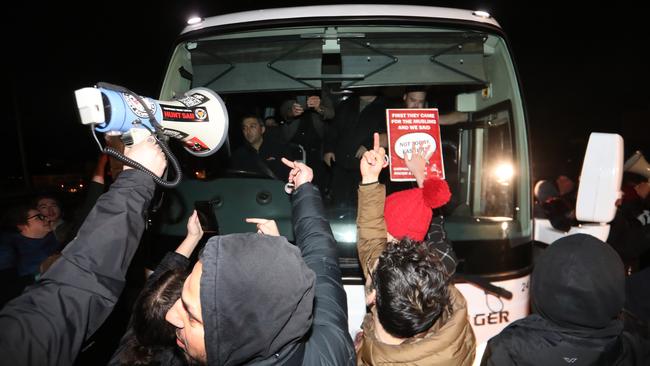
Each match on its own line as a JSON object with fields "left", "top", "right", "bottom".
{"left": 281, "top": 157, "right": 295, "bottom": 168}
{"left": 245, "top": 218, "right": 268, "bottom": 224}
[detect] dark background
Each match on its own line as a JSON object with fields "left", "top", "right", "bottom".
{"left": 5, "top": 0, "right": 649, "bottom": 187}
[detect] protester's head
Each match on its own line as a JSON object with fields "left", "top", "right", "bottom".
{"left": 533, "top": 234, "right": 625, "bottom": 330}
{"left": 120, "top": 269, "right": 187, "bottom": 365}
{"left": 9, "top": 204, "right": 51, "bottom": 238}
{"left": 403, "top": 86, "right": 427, "bottom": 108}
{"left": 555, "top": 174, "right": 575, "bottom": 196}
{"left": 166, "top": 233, "right": 315, "bottom": 365}
{"left": 384, "top": 178, "right": 451, "bottom": 241}
{"left": 368, "top": 237, "right": 452, "bottom": 338}
{"left": 35, "top": 195, "right": 62, "bottom": 224}
{"left": 241, "top": 114, "right": 265, "bottom": 148}
{"left": 534, "top": 179, "right": 559, "bottom": 204}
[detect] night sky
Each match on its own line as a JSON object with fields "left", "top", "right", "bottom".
{"left": 5, "top": 1, "right": 649, "bottom": 183}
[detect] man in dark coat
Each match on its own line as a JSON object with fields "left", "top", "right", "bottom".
{"left": 324, "top": 93, "right": 387, "bottom": 205}
{"left": 164, "top": 159, "right": 355, "bottom": 365}
{"left": 481, "top": 234, "right": 649, "bottom": 366}
{"left": 0, "top": 138, "right": 167, "bottom": 366}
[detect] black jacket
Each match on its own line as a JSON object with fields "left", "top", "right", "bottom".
{"left": 291, "top": 183, "right": 356, "bottom": 365}
{"left": 196, "top": 183, "right": 354, "bottom": 366}
{"left": 0, "top": 170, "right": 155, "bottom": 366}
{"left": 481, "top": 234, "right": 649, "bottom": 366}
{"left": 607, "top": 200, "right": 650, "bottom": 262}
{"left": 324, "top": 96, "right": 387, "bottom": 170}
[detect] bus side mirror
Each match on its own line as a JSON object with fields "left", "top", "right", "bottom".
{"left": 576, "top": 132, "right": 624, "bottom": 223}
{"left": 534, "top": 132, "right": 623, "bottom": 245}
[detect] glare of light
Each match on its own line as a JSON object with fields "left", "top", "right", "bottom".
{"left": 79, "top": 184, "right": 84, "bottom": 188}
{"left": 187, "top": 16, "right": 203, "bottom": 25}
{"left": 473, "top": 10, "right": 491, "bottom": 18}
{"left": 494, "top": 163, "right": 514, "bottom": 185}
{"left": 194, "top": 170, "right": 207, "bottom": 179}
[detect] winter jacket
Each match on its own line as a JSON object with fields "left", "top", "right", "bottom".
{"left": 481, "top": 234, "right": 649, "bottom": 366}
{"left": 0, "top": 169, "right": 156, "bottom": 366}
{"left": 607, "top": 199, "right": 650, "bottom": 263}
{"left": 356, "top": 182, "right": 476, "bottom": 365}
{"left": 197, "top": 183, "right": 355, "bottom": 366}
{"left": 324, "top": 96, "right": 387, "bottom": 170}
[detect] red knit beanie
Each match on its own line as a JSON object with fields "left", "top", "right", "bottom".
{"left": 384, "top": 178, "right": 451, "bottom": 241}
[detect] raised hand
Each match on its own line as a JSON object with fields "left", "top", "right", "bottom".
{"left": 123, "top": 137, "right": 166, "bottom": 177}
{"left": 291, "top": 102, "right": 305, "bottom": 117}
{"left": 186, "top": 210, "right": 203, "bottom": 239}
{"left": 360, "top": 132, "right": 388, "bottom": 184}
{"left": 175, "top": 210, "right": 203, "bottom": 258}
{"left": 245, "top": 218, "right": 280, "bottom": 236}
{"left": 404, "top": 142, "right": 431, "bottom": 188}
{"left": 282, "top": 158, "right": 314, "bottom": 190}
{"left": 306, "top": 95, "right": 321, "bottom": 110}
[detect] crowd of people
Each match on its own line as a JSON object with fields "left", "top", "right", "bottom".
{"left": 0, "top": 87, "right": 649, "bottom": 365}
{"left": 0, "top": 154, "right": 110, "bottom": 307}
{"left": 229, "top": 87, "right": 467, "bottom": 204}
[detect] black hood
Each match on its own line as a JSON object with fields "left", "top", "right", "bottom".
{"left": 199, "top": 233, "right": 315, "bottom": 366}
{"left": 532, "top": 234, "right": 625, "bottom": 331}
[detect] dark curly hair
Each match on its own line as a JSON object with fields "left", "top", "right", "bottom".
{"left": 120, "top": 268, "right": 188, "bottom": 365}
{"left": 372, "top": 237, "right": 452, "bottom": 338}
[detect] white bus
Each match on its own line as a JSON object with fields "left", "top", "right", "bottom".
{"left": 148, "top": 5, "right": 622, "bottom": 362}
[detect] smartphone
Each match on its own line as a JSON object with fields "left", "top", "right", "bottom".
{"left": 296, "top": 95, "right": 307, "bottom": 109}
{"left": 194, "top": 201, "right": 219, "bottom": 233}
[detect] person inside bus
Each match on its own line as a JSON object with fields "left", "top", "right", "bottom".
{"left": 481, "top": 234, "right": 649, "bottom": 365}
{"left": 281, "top": 91, "right": 334, "bottom": 190}
{"left": 324, "top": 88, "right": 388, "bottom": 205}
{"left": 355, "top": 133, "right": 475, "bottom": 365}
{"left": 230, "top": 114, "right": 291, "bottom": 180}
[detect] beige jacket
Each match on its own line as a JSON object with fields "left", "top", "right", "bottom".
{"left": 356, "top": 183, "right": 476, "bottom": 365}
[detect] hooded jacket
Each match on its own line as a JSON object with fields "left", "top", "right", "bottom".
{"left": 356, "top": 182, "right": 476, "bottom": 365}
{"left": 199, "top": 183, "right": 355, "bottom": 366}
{"left": 481, "top": 233, "right": 649, "bottom": 366}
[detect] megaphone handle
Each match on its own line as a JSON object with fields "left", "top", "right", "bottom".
{"left": 104, "top": 137, "right": 182, "bottom": 188}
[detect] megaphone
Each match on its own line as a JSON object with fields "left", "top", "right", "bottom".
{"left": 75, "top": 84, "right": 229, "bottom": 156}
{"left": 624, "top": 151, "right": 650, "bottom": 181}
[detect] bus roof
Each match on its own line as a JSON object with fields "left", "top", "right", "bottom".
{"left": 181, "top": 4, "right": 501, "bottom": 34}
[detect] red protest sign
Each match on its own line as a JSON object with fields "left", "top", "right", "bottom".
{"left": 386, "top": 108, "right": 445, "bottom": 181}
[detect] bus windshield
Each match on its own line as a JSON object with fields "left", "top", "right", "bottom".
{"left": 159, "top": 22, "right": 531, "bottom": 271}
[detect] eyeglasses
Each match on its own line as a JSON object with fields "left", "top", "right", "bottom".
{"left": 27, "top": 213, "right": 47, "bottom": 221}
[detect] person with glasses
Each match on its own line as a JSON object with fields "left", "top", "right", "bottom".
{"left": 2, "top": 204, "right": 61, "bottom": 289}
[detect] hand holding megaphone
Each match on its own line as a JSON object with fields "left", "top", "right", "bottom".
{"left": 74, "top": 83, "right": 230, "bottom": 187}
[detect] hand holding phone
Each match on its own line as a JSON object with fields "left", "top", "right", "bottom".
{"left": 194, "top": 201, "right": 219, "bottom": 233}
